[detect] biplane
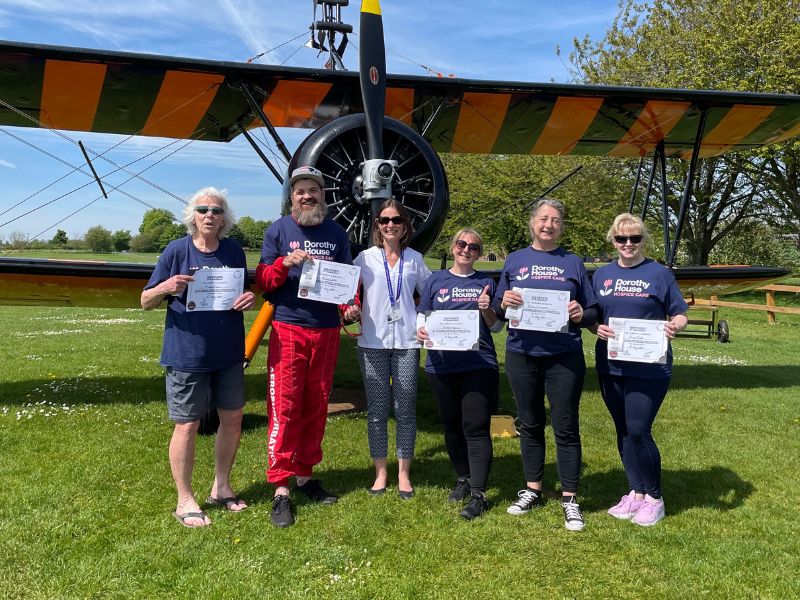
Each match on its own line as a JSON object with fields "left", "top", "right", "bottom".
{"left": 1, "top": 0, "right": 798, "bottom": 315}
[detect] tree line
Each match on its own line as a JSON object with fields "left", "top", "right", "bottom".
{"left": 2, "top": 209, "right": 272, "bottom": 253}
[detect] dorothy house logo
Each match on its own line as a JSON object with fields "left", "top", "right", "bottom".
{"left": 516, "top": 266, "right": 530, "bottom": 280}
{"left": 436, "top": 287, "right": 451, "bottom": 302}
{"left": 600, "top": 278, "right": 614, "bottom": 296}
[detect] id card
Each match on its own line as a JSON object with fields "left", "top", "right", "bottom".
{"left": 387, "top": 307, "right": 401, "bottom": 323}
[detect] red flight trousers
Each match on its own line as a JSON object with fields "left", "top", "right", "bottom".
{"left": 266, "top": 320, "right": 340, "bottom": 486}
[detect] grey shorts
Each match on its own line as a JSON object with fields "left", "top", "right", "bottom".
{"left": 165, "top": 363, "right": 245, "bottom": 423}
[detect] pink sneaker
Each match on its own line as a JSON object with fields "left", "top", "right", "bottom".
{"left": 631, "top": 495, "right": 665, "bottom": 526}
{"left": 607, "top": 491, "right": 645, "bottom": 520}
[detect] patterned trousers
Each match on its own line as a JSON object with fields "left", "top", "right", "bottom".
{"left": 356, "top": 347, "right": 419, "bottom": 459}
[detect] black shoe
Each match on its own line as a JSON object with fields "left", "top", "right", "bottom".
{"left": 448, "top": 478, "right": 471, "bottom": 502}
{"left": 398, "top": 489, "right": 415, "bottom": 500}
{"left": 506, "top": 488, "right": 543, "bottom": 515}
{"left": 368, "top": 487, "right": 386, "bottom": 496}
{"left": 460, "top": 493, "right": 489, "bottom": 520}
{"left": 270, "top": 494, "right": 294, "bottom": 528}
{"left": 296, "top": 479, "right": 338, "bottom": 505}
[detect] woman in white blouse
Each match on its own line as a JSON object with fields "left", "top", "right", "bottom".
{"left": 353, "top": 199, "right": 432, "bottom": 499}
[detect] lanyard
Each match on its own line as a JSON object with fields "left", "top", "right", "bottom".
{"left": 381, "top": 248, "right": 403, "bottom": 309}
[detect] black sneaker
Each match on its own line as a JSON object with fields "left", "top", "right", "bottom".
{"left": 296, "top": 479, "right": 338, "bottom": 505}
{"left": 270, "top": 494, "right": 294, "bottom": 528}
{"left": 448, "top": 478, "right": 471, "bottom": 502}
{"left": 460, "top": 493, "right": 489, "bottom": 520}
{"left": 562, "top": 496, "right": 585, "bottom": 531}
{"left": 506, "top": 488, "right": 543, "bottom": 515}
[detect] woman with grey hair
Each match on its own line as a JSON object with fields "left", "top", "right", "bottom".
{"left": 493, "top": 198, "right": 598, "bottom": 531}
{"left": 142, "top": 186, "right": 256, "bottom": 528}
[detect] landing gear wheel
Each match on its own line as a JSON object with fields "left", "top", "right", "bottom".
{"left": 286, "top": 114, "right": 449, "bottom": 254}
{"left": 716, "top": 319, "right": 730, "bottom": 343}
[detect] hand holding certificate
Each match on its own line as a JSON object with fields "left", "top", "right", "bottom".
{"left": 607, "top": 317, "right": 668, "bottom": 364}
{"left": 298, "top": 260, "right": 361, "bottom": 305}
{"left": 186, "top": 268, "right": 245, "bottom": 311}
{"left": 423, "top": 310, "right": 480, "bottom": 351}
{"left": 505, "top": 287, "right": 569, "bottom": 332}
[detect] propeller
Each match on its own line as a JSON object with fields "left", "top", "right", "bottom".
{"left": 359, "top": 0, "right": 396, "bottom": 228}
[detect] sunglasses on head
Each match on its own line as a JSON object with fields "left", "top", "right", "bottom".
{"left": 195, "top": 206, "right": 224, "bottom": 216}
{"left": 377, "top": 216, "right": 404, "bottom": 225}
{"left": 614, "top": 235, "right": 643, "bottom": 244}
{"left": 455, "top": 239, "right": 481, "bottom": 253}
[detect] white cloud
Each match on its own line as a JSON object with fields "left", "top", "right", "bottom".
{"left": 0, "top": 158, "right": 17, "bottom": 169}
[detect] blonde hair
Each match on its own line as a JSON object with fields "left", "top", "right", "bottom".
{"left": 451, "top": 228, "right": 484, "bottom": 255}
{"left": 606, "top": 213, "right": 650, "bottom": 244}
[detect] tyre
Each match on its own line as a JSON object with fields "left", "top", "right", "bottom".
{"left": 286, "top": 114, "right": 449, "bottom": 254}
{"left": 716, "top": 319, "right": 730, "bottom": 343}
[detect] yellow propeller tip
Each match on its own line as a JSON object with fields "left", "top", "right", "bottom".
{"left": 361, "top": 0, "right": 382, "bottom": 16}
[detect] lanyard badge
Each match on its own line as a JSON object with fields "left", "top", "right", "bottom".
{"left": 382, "top": 248, "right": 403, "bottom": 323}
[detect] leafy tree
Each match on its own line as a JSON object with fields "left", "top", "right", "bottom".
{"left": 226, "top": 223, "right": 248, "bottom": 247}
{"left": 436, "top": 153, "right": 624, "bottom": 260}
{"left": 137, "top": 208, "right": 186, "bottom": 252}
{"left": 7, "top": 231, "right": 29, "bottom": 250}
{"left": 84, "top": 226, "right": 113, "bottom": 253}
{"left": 139, "top": 208, "right": 178, "bottom": 235}
{"left": 568, "top": 0, "right": 800, "bottom": 264}
{"left": 129, "top": 231, "right": 159, "bottom": 253}
{"left": 708, "top": 221, "right": 800, "bottom": 268}
{"left": 50, "top": 229, "right": 69, "bottom": 248}
{"left": 236, "top": 216, "right": 271, "bottom": 249}
{"left": 112, "top": 230, "right": 132, "bottom": 252}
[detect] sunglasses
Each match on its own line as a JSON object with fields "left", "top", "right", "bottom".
{"left": 614, "top": 235, "right": 643, "bottom": 244}
{"left": 377, "top": 216, "right": 404, "bottom": 225}
{"left": 195, "top": 206, "right": 224, "bottom": 216}
{"left": 455, "top": 239, "right": 481, "bottom": 253}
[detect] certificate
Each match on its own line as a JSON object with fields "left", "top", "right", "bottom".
{"left": 298, "top": 260, "right": 361, "bottom": 305}
{"left": 423, "top": 310, "right": 480, "bottom": 351}
{"left": 606, "top": 317, "right": 668, "bottom": 364}
{"left": 186, "top": 268, "right": 244, "bottom": 311}
{"left": 506, "top": 287, "right": 569, "bottom": 332}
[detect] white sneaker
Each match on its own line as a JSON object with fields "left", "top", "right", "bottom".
{"left": 562, "top": 496, "right": 585, "bottom": 531}
{"left": 506, "top": 489, "right": 542, "bottom": 515}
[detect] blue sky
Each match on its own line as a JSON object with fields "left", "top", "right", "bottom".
{"left": 0, "top": 0, "right": 620, "bottom": 242}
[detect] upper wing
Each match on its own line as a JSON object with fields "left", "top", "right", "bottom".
{"left": 2, "top": 40, "right": 799, "bottom": 158}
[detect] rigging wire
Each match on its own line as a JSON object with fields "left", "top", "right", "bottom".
{"left": 0, "top": 126, "right": 187, "bottom": 215}
{"left": 246, "top": 32, "right": 308, "bottom": 63}
{"left": 1, "top": 135, "right": 200, "bottom": 230}
{"left": 0, "top": 82, "right": 219, "bottom": 204}
{"left": 25, "top": 136, "right": 201, "bottom": 241}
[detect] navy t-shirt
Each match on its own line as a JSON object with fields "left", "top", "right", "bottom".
{"left": 260, "top": 216, "right": 352, "bottom": 328}
{"left": 417, "top": 270, "right": 499, "bottom": 374}
{"left": 493, "top": 246, "right": 597, "bottom": 357}
{"left": 144, "top": 236, "right": 246, "bottom": 372}
{"left": 593, "top": 258, "right": 689, "bottom": 379}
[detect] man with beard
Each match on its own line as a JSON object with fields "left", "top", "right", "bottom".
{"left": 256, "top": 165, "right": 359, "bottom": 527}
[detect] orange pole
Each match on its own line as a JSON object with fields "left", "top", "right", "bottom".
{"left": 244, "top": 301, "right": 274, "bottom": 367}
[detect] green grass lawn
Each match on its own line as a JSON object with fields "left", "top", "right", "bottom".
{"left": 1, "top": 303, "right": 799, "bottom": 598}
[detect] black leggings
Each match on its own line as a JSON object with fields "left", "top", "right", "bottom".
{"left": 426, "top": 369, "right": 499, "bottom": 493}
{"left": 598, "top": 373, "right": 670, "bottom": 499}
{"left": 505, "top": 349, "right": 585, "bottom": 494}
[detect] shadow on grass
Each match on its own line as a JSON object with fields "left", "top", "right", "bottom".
{"left": 580, "top": 466, "right": 754, "bottom": 514}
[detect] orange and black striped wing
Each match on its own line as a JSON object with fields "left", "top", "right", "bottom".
{"left": 1, "top": 40, "right": 799, "bottom": 156}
